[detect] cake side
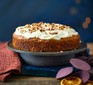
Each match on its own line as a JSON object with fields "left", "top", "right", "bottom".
{"left": 12, "top": 22, "right": 80, "bottom": 52}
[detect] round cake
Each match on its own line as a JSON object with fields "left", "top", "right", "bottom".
{"left": 12, "top": 22, "right": 80, "bottom": 52}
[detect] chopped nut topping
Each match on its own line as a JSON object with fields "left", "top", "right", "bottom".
{"left": 25, "top": 24, "right": 31, "bottom": 28}
{"left": 20, "top": 29, "right": 27, "bottom": 33}
{"left": 17, "top": 22, "right": 72, "bottom": 33}
{"left": 40, "top": 29, "right": 45, "bottom": 32}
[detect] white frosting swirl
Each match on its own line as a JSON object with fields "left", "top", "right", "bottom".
{"left": 14, "top": 23, "right": 78, "bottom": 40}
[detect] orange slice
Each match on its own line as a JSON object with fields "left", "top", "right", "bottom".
{"left": 60, "top": 77, "right": 82, "bottom": 85}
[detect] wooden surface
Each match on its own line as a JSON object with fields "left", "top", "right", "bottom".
{"left": 0, "top": 43, "right": 93, "bottom": 85}
{"left": 1, "top": 76, "right": 60, "bottom": 85}
{"left": 87, "top": 43, "right": 93, "bottom": 55}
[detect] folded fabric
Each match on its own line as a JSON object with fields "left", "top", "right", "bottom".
{"left": 0, "top": 42, "right": 21, "bottom": 81}
{"left": 21, "top": 64, "right": 79, "bottom": 77}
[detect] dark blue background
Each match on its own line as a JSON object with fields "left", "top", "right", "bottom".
{"left": 0, "top": 0, "right": 93, "bottom": 42}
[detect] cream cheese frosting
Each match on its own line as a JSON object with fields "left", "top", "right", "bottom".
{"left": 14, "top": 22, "right": 78, "bottom": 40}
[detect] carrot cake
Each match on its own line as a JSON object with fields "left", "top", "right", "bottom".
{"left": 12, "top": 22, "right": 80, "bottom": 52}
